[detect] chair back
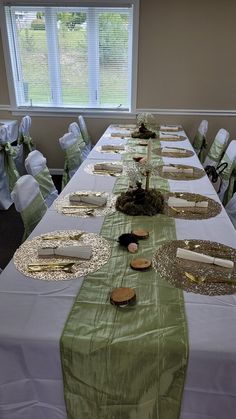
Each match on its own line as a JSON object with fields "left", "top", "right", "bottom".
{"left": 0, "top": 125, "right": 19, "bottom": 209}
{"left": 25, "top": 150, "right": 58, "bottom": 207}
{"left": 217, "top": 140, "right": 236, "bottom": 204}
{"left": 203, "top": 128, "right": 230, "bottom": 168}
{"left": 193, "top": 119, "right": 208, "bottom": 162}
{"left": 15, "top": 115, "right": 35, "bottom": 175}
{"left": 78, "top": 115, "right": 92, "bottom": 158}
{"left": 11, "top": 174, "right": 47, "bottom": 241}
{"left": 59, "top": 132, "right": 83, "bottom": 188}
{"left": 68, "top": 122, "right": 88, "bottom": 159}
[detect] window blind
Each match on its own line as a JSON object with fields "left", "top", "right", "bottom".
{"left": 5, "top": 4, "right": 133, "bottom": 110}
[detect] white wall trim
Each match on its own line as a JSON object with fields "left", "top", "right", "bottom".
{"left": 136, "top": 108, "right": 236, "bottom": 117}
{"left": 1, "top": 104, "right": 236, "bottom": 117}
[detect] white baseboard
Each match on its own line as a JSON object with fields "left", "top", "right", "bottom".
{"left": 49, "top": 168, "right": 63, "bottom": 176}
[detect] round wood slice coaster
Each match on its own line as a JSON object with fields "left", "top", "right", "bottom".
{"left": 132, "top": 229, "right": 149, "bottom": 239}
{"left": 130, "top": 258, "right": 152, "bottom": 270}
{"left": 110, "top": 287, "right": 136, "bottom": 306}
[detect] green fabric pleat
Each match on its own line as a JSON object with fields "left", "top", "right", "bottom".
{"left": 35, "top": 167, "right": 56, "bottom": 200}
{"left": 21, "top": 193, "right": 47, "bottom": 241}
{"left": 60, "top": 146, "right": 188, "bottom": 419}
{"left": 0, "top": 142, "right": 19, "bottom": 191}
{"left": 207, "top": 139, "right": 226, "bottom": 164}
{"left": 62, "top": 141, "right": 83, "bottom": 189}
{"left": 221, "top": 153, "right": 235, "bottom": 205}
{"left": 19, "top": 134, "right": 34, "bottom": 153}
{"left": 192, "top": 131, "right": 203, "bottom": 152}
{"left": 193, "top": 132, "right": 206, "bottom": 162}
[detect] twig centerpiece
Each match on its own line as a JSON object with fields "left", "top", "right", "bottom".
{"left": 116, "top": 140, "right": 164, "bottom": 216}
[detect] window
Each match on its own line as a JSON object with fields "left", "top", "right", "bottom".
{"left": 4, "top": 2, "right": 138, "bottom": 112}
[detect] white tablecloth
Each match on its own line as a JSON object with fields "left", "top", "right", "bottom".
{"left": 0, "top": 125, "right": 236, "bottom": 419}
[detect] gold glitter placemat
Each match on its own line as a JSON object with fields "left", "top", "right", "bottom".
{"left": 163, "top": 192, "right": 222, "bottom": 219}
{"left": 14, "top": 230, "right": 111, "bottom": 281}
{"left": 154, "top": 164, "right": 205, "bottom": 180}
{"left": 54, "top": 191, "right": 117, "bottom": 217}
{"left": 153, "top": 239, "right": 236, "bottom": 295}
{"left": 84, "top": 162, "right": 125, "bottom": 177}
{"left": 154, "top": 147, "right": 194, "bottom": 158}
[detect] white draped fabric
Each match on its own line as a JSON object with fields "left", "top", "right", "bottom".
{"left": 0, "top": 125, "right": 236, "bottom": 419}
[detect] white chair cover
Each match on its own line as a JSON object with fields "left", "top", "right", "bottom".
{"left": 78, "top": 115, "right": 92, "bottom": 157}
{"left": 193, "top": 120, "right": 208, "bottom": 161}
{"left": 218, "top": 140, "right": 236, "bottom": 204}
{"left": 25, "top": 150, "right": 58, "bottom": 207}
{"left": 14, "top": 115, "right": 34, "bottom": 175}
{"left": 68, "top": 122, "right": 88, "bottom": 160}
{"left": 203, "top": 128, "right": 230, "bottom": 168}
{"left": 11, "top": 174, "right": 47, "bottom": 241}
{"left": 59, "top": 132, "right": 83, "bottom": 188}
{"left": 19, "top": 115, "right": 31, "bottom": 137}
{"left": 0, "top": 125, "right": 19, "bottom": 210}
{"left": 225, "top": 193, "right": 236, "bottom": 229}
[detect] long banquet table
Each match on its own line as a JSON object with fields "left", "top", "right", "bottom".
{"left": 1, "top": 124, "right": 236, "bottom": 419}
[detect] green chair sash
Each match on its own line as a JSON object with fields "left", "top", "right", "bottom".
{"left": 207, "top": 138, "right": 225, "bottom": 163}
{"left": 62, "top": 141, "right": 82, "bottom": 189}
{"left": 21, "top": 193, "right": 47, "bottom": 241}
{"left": 0, "top": 142, "right": 19, "bottom": 191}
{"left": 35, "top": 167, "right": 56, "bottom": 200}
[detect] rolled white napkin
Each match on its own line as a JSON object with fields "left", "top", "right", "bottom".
{"left": 168, "top": 197, "right": 195, "bottom": 208}
{"left": 167, "top": 197, "right": 208, "bottom": 209}
{"left": 162, "top": 147, "right": 186, "bottom": 154}
{"left": 101, "top": 144, "right": 125, "bottom": 151}
{"left": 160, "top": 125, "right": 179, "bottom": 131}
{"left": 110, "top": 131, "right": 130, "bottom": 138}
{"left": 176, "top": 247, "right": 234, "bottom": 269}
{"left": 162, "top": 166, "right": 193, "bottom": 174}
{"left": 94, "top": 163, "right": 123, "bottom": 173}
{"left": 38, "top": 245, "right": 92, "bottom": 260}
{"left": 69, "top": 192, "right": 107, "bottom": 207}
{"left": 159, "top": 132, "right": 180, "bottom": 139}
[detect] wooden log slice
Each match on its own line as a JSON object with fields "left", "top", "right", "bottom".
{"left": 130, "top": 258, "right": 152, "bottom": 270}
{"left": 131, "top": 228, "right": 149, "bottom": 239}
{"left": 110, "top": 287, "right": 136, "bottom": 306}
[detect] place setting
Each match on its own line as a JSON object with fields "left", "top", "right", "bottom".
{"left": 13, "top": 230, "right": 111, "bottom": 281}
{"left": 163, "top": 191, "right": 222, "bottom": 219}
{"left": 158, "top": 131, "right": 187, "bottom": 141}
{"left": 84, "top": 161, "right": 125, "bottom": 176}
{"left": 153, "top": 146, "right": 194, "bottom": 158}
{"left": 154, "top": 163, "right": 206, "bottom": 180}
{"left": 54, "top": 190, "right": 117, "bottom": 217}
{"left": 153, "top": 239, "right": 236, "bottom": 295}
{"left": 95, "top": 144, "right": 136, "bottom": 155}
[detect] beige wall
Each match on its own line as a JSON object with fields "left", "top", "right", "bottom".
{"left": 1, "top": 0, "right": 236, "bottom": 168}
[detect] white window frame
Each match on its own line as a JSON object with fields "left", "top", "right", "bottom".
{"left": 0, "top": 0, "right": 139, "bottom": 116}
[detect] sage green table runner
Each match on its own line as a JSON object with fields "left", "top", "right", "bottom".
{"left": 60, "top": 144, "right": 188, "bottom": 419}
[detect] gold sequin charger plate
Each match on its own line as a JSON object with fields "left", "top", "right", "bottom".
{"left": 84, "top": 162, "right": 125, "bottom": 177}
{"left": 14, "top": 230, "right": 111, "bottom": 281}
{"left": 154, "top": 164, "right": 205, "bottom": 180}
{"left": 154, "top": 147, "right": 194, "bottom": 158}
{"left": 163, "top": 192, "right": 222, "bottom": 219}
{"left": 54, "top": 191, "right": 116, "bottom": 217}
{"left": 153, "top": 240, "right": 236, "bottom": 295}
